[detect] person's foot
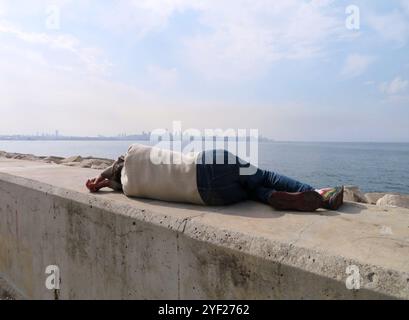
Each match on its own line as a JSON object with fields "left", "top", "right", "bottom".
{"left": 316, "top": 186, "right": 344, "bottom": 210}
{"left": 268, "top": 190, "right": 324, "bottom": 212}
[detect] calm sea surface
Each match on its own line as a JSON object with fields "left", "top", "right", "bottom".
{"left": 1, "top": 140, "right": 408, "bottom": 194}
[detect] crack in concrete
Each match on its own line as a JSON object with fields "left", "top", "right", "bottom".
{"left": 174, "top": 213, "right": 205, "bottom": 300}
{"left": 117, "top": 229, "right": 145, "bottom": 238}
{"left": 176, "top": 213, "right": 206, "bottom": 234}
{"left": 289, "top": 220, "right": 319, "bottom": 248}
{"left": 176, "top": 232, "right": 181, "bottom": 300}
{"left": 277, "top": 220, "right": 320, "bottom": 267}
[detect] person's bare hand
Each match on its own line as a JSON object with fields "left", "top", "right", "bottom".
{"left": 86, "top": 178, "right": 98, "bottom": 192}
{"left": 86, "top": 175, "right": 102, "bottom": 192}
{"left": 86, "top": 175, "right": 111, "bottom": 192}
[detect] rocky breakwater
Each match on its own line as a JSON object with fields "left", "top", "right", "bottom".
{"left": 344, "top": 186, "right": 409, "bottom": 210}
{"left": 0, "top": 150, "right": 114, "bottom": 170}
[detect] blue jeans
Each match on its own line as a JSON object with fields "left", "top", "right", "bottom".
{"left": 197, "top": 150, "right": 315, "bottom": 206}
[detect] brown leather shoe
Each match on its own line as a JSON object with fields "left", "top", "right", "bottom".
{"left": 268, "top": 190, "right": 324, "bottom": 212}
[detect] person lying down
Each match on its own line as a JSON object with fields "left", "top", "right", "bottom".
{"left": 86, "top": 143, "right": 344, "bottom": 212}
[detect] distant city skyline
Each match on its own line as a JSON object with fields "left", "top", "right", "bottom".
{"left": 0, "top": 130, "right": 274, "bottom": 142}
{"left": 1, "top": 1, "right": 409, "bottom": 142}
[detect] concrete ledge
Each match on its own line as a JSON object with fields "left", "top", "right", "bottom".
{"left": 0, "top": 158, "right": 409, "bottom": 299}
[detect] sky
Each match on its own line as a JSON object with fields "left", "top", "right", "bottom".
{"left": 0, "top": 0, "right": 409, "bottom": 142}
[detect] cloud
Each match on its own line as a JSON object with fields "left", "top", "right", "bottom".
{"left": 90, "top": 0, "right": 344, "bottom": 80}
{"left": 0, "top": 0, "right": 357, "bottom": 81}
{"left": 0, "top": 46, "right": 274, "bottom": 137}
{"left": 0, "top": 20, "right": 111, "bottom": 74}
{"left": 379, "top": 76, "right": 409, "bottom": 96}
{"left": 0, "top": 3, "right": 6, "bottom": 16}
{"left": 367, "top": 8, "right": 409, "bottom": 46}
{"left": 95, "top": 0, "right": 192, "bottom": 36}
{"left": 341, "top": 54, "right": 376, "bottom": 78}
{"left": 2, "top": 0, "right": 409, "bottom": 142}
{"left": 146, "top": 64, "right": 179, "bottom": 87}
{"left": 180, "top": 0, "right": 345, "bottom": 79}
{"left": 401, "top": 0, "right": 409, "bottom": 15}
{"left": 0, "top": 48, "right": 167, "bottom": 135}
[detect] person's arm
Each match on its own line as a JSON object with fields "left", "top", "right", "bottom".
{"left": 86, "top": 157, "right": 125, "bottom": 192}
{"left": 100, "top": 164, "right": 114, "bottom": 180}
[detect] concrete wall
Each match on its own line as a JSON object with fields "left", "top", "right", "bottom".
{"left": 0, "top": 159, "right": 409, "bottom": 299}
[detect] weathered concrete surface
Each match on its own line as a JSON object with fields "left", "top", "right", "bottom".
{"left": 0, "top": 275, "right": 25, "bottom": 300}
{"left": 0, "top": 158, "right": 409, "bottom": 300}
